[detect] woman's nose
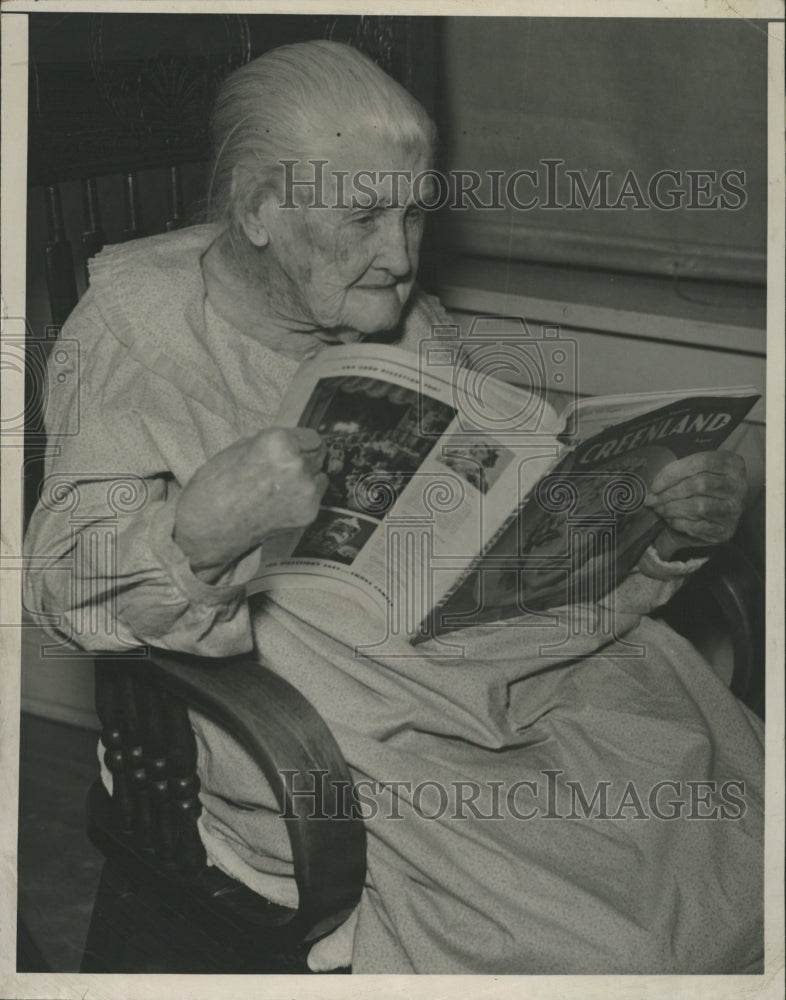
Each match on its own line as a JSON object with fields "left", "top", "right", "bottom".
{"left": 373, "top": 215, "right": 413, "bottom": 278}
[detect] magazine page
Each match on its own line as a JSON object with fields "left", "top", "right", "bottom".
{"left": 422, "top": 387, "right": 760, "bottom": 640}
{"left": 247, "top": 343, "right": 561, "bottom": 633}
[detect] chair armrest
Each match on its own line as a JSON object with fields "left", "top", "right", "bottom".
{"left": 126, "top": 648, "right": 366, "bottom": 942}
{"left": 657, "top": 541, "right": 764, "bottom": 718}
{"left": 702, "top": 544, "right": 764, "bottom": 718}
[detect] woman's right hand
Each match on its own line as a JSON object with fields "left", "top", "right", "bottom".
{"left": 173, "top": 427, "right": 327, "bottom": 583}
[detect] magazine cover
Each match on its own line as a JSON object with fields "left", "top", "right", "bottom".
{"left": 423, "top": 390, "right": 760, "bottom": 639}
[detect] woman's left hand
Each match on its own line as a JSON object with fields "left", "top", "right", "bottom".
{"left": 644, "top": 450, "right": 748, "bottom": 560}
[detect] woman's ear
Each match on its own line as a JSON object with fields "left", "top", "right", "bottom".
{"left": 239, "top": 208, "right": 270, "bottom": 248}
{"left": 232, "top": 164, "right": 270, "bottom": 247}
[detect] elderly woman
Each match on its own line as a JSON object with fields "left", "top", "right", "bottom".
{"left": 24, "top": 41, "right": 763, "bottom": 974}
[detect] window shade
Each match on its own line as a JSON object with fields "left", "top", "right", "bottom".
{"left": 440, "top": 18, "right": 767, "bottom": 284}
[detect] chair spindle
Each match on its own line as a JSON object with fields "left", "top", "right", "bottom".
{"left": 94, "top": 663, "right": 134, "bottom": 832}
{"left": 165, "top": 695, "right": 206, "bottom": 873}
{"left": 165, "top": 166, "right": 185, "bottom": 231}
{"left": 44, "top": 185, "right": 79, "bottom": 326}
{"left": 121, "top": 673, "right": 154, "bottom": 852}
{"left": 138, "top": 678, "right": 176, "bottom": 862}
{"left": 121, "top": 172, "right": 144, "bottom": 242}
{"left": 80, "top": 178, "right": 106, "bottom": 284}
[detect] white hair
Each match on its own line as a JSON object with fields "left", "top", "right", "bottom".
{"left": 208, "top": 39, "right": 438, "bottom": 233}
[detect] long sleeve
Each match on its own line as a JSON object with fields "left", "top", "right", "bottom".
{"left": 24, "top": 477, "right": 259, "bottom": 656}
{"left": 538, "top": 535, "right": 708, "bottom": 646}
{"left": 599, "top": 543, "right": 708, "bottom": 625}
{"left": 23, "top": 294, "right": 260, "bottom": 657}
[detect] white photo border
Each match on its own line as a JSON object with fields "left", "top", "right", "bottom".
{"left": 1, "top": 3, "right": 783, "bottom": 998}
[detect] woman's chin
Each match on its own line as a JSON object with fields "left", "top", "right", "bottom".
{"left": 342, "top": 288, "right": 409, "bottom": 334}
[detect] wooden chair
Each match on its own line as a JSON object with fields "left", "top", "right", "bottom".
{"left": 657, "top": 533, "right": 765, "bottom": 720}
{"left": 81, "top": 652, "right": 365, "bottom": 973}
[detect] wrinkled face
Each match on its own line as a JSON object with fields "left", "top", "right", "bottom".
{"left": 257, "top": 134, "right": 431, "bottom": 335}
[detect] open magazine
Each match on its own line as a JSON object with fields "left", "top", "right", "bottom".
{"left": 247, "top": 342, "right": 759, "bottom": 644}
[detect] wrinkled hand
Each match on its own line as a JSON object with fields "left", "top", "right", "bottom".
{"left": 174, "top": 427, "right": 327, "bottom": 583}
{"left": 644, "top": 450, "right": 747, "bottom": 560}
